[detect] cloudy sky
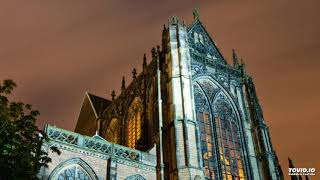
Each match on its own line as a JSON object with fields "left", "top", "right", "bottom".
{"left": 1, "top": 0, "right": 319, "bottom": 179}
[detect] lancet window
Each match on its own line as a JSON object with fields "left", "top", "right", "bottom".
{"left": 126, "top": 97, "right": 142, "bottom": 149}
{"left": 194, "top": 79, "right": 245, "bottom": 180}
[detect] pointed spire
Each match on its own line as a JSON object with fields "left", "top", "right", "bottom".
{"left": 172, "top": 16, "right": 179, "bottom": 25}
{"left": 193, "top": 9, "right": 199, "bottom": 20}
{"left": 121, "top": 76, "right": 125, "bottom": 91}
{"left": 240, "top": 58, "right": 244, "bottom": 65}
{"left": 288, "top": 157, "right": 295, "bottom": 168}
{"left": 111, "top": 90, "right": 116, "bottom": 101}
{"left": 162, "top": 24, "right": 168, "bottom": 39}
{"left": 240, "top": 58, "right": 246, "bottom": 77}
{"left": 232, "top": 49, "right": 239, "bottom": 69}
{"left": 151, "top": 47, "right": 156, "bottom": 57}
{"left": 157, "top": 45, "right": 160, "bottom": 54}
{"left": 143, "top": 54, "right": 148, "bottom": 75}
{"left": 143, "top": 53, "right": 147, "bottom": 65}
{"left": 132, "top": 68, "right": 137, "bottom": 79}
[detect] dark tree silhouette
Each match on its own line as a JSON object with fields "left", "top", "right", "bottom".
{"left": 0, "top": 80, "right": 60, "bottom": 179}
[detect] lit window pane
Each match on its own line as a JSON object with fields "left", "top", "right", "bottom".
{"left": 194, "top": 84, "right": 246, "bottom": 179}
{"left": 126, "top": 98, "right": 142, "bottom": 149}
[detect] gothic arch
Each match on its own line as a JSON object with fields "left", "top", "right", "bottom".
{"left": 193, "top": 76, "right": 249, "bottom": 158}
{"left": 48, "top": 158, "right": 98, "bottom": 180}
{"left": 211, "top": 92, "right": 246, "bottom": 179}
{"left": 193, "top": 82, "right": 218, "bottom": 179}
{"left": 103, "top": 104, "right": 120, "bottom": 120}
{"left": 193, "top": 75, "right": 243, "bottom": 123}
{"left": 104, "top": 117, "right": 120, "bottom": 144}
{"left": 126, "top": 97, "right": 143, "bottom": 149}
{"left": 193, "top": 76, "right": 248, "bottom": 179}
{"left": 212, "top": 92, "right": 237, "bottom": 122}
{"left": 124, "top": 174, "right": 146, "bottom": 180}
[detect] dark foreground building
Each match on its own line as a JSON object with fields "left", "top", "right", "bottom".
{"left": 39, "top": 11, "right": 283, "bottom": 180}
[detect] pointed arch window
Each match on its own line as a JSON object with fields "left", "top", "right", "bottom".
{"left": 125, "top": 174, "right": 146, "bottom": 180}
{"left": 214, "top": 97, "right": 245, "bottom": 180}
{"left": 127, "top": 97, "right": 142, "bottom": 149}
{"left": 194, "top": 79, "right": 246, "bottom": 180}
{"left": 194, "top": 84, "right": 216, "bottom": 179}
{"left": 105, "top": 118, "right": 119, "bottom": 144}
{"left": 56, "top": 165, "right": 91, "bottom": 180}
{"left": 49, "top": 158, "right": 98, "bottom": 180}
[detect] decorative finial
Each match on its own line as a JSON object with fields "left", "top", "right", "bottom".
{"left": 232, "top": 49, "right": 236, "bottom": 56}
{"left": 288, "top": 157, "right": 295, "bottom": 168}
{"left": 111, "top": 90, "right": 116, "bottom": 101}
{"left": 143, "top": 54, "right": 148, "bottom": 74}
{"left": 193, "top": 9, "right": 199, "bottom": 20}
{"left": 240, "top": 58, "right": 246, "bottom": 76}
{"left": 240, "top": 58, "right": 244, "bottom": 65}
{"left": 121, "top": 76, "right": 125, "bottom": 91}
{"left": 132, "top": 68, "right": 137, "bottom": 79}
{"left": 232, "top": 49, "right": 239, "bottom": 69}
{"left": 143, "top": 53, "right": 147, "bottom": 65}
{"left": 172, "top": 16, "right": 179, "bottom": 24}
{"left": 151, "top": 47, "right": 156, "bottom": 57}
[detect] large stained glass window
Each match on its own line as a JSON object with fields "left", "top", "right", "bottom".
{"left": 194, "top": 80, "right": 245, "bottom": 180}
{"left": 194, "top": 84, "right": 216, "bottom": 179}
{"left": 215, "top": 98, "right": 245, "bottom": 180}
{"left": 127, "top": 97, "right": 142, "bottom": 149}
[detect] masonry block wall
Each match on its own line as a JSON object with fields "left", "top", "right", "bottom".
{"left": 38, "top": 125, "right": 156, "bottom": 180}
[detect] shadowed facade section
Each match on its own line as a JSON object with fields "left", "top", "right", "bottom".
{"left": 75, "top": 92, "right": 112, "bottom": 136}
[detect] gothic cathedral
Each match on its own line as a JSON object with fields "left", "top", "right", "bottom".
{"left": 39, "top": 11, "right": 283, "bottom": 180}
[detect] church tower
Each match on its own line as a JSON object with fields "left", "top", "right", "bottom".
{"left": 161, "top": 16, "right": 204, "bottom": 179}
{"left": 159, "top": 10, "right": 283, "bottom": 180}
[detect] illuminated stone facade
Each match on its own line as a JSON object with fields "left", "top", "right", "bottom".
{"left": 39, "top": 11, "right": 283, "bottom": 180}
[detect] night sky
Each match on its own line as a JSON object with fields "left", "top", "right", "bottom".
{"left": 1, "top": 1, "right": 319, "bottom": 179}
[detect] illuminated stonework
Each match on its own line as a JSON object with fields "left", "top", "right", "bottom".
{"left": 40, "top": 11, "right": 283, "bottom": 180}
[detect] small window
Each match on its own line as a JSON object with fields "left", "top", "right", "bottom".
{"left": 194, "top": 32, "right": 199, "bottom": 43}
{"left": 199, "top": 34, "right": 204, "bottom": 44}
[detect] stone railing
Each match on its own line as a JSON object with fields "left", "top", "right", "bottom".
{"left": 45, "top": 124, "right": 156, "bottom": 166}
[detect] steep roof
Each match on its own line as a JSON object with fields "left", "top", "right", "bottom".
{"left": 85, "top": 92, "right": 112, "bottom": 118}
{"left": 187, "top": 17, "right": 227, "bottom": 65}
{"left": 74, "top": 92, "right": 112, "bottom": 135}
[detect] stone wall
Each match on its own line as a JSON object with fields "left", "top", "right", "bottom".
{"left": 39, "top": 148, "right": 108, "bottom": 179}
{"left": 39, "top": 124, "right": 156, "bottom": 180}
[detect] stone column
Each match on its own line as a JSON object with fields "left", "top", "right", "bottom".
{"left": 163, "top": 17, "right": 204, "bottom": 180}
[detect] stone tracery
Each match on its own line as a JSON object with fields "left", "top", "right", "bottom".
{"left": 194, "top": 79, "right": 245, "bottom": 180}
{"left": 126, "top": 97, "right": 143, "bottom": 149}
